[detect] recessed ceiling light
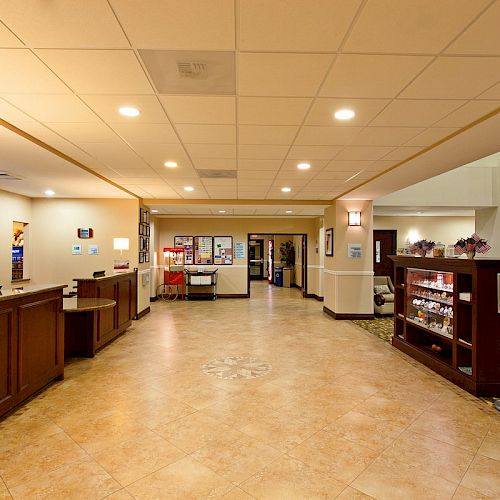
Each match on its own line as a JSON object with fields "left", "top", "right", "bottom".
{"left": 44, "top": 189, "right": 55, "bottom": 196}
{"left": 334, "top": 109, "right": 355, "bottom": 121}
{"left": 281, "top": 187, "right": 291, "bottom": 193}
{"left": 297, "top": 162, "right": 311, "bottom": 170}
{"left": 286, "top": 210, "right": 293, "bottom": 214}
{"left": 218, "top": 210, "right": 226, "bottom": 213}
{"left": 118, "top": 106, "right": 140, "bottom": 117}
{"left": 151, "top": 209, "right": 159, "bottom": 213}
{"left": 164, "top": 161, "right": 177, "bottom": 168}
{"left": 184, "top": 186, "right": 194, "bottom": 192}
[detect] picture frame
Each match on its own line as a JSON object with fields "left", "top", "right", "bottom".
{"left": 139, "top": 252, "right": 145, "bottom": 264}
{"left": 213, "top": 236, "right": 233, "bottom": 265}
{"left": 145, "top": 252, "right": 150, "bottom": 263}
{"left": 139, "top": 224, "right": 143, "bottom": 236}
{"left": 325, "top": 228, "right": 334, "bottom": 256}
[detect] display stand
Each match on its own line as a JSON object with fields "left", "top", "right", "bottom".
{"left": 390, "top": 256, "right": 500, "bottom": 396}
{"left": 185, "top": 269, "right": 218, "bottom": 300}
{"left": 160, "top": 248, "right": 185, "bottom": 300}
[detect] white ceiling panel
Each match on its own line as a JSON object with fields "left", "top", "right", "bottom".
{"left": 238, "top": 125, "right": 298, "bottom": 145}
{"left": 381, "top": 147, "right": 423, "bottom": 161}
{"left": 0, "top": 0, "right": 128, "bottom": 48}
{"left": 109, "top": 167, "right": 158, "bottom": 178}
{"left": 477, "top": 83, "right": 500, "bottom": 100}
{"left": 0, "top": 49, "right": 71, "bottom": 93}
{"left": 344, "top": 0, "right": 488, "bottom": 54}
{"left": 238, "top": 145, "right": 289, "bottom": 159}
{"left": 238, "top": 97, "right": 311, "bottom": 125}
{"left": 324, "top": 160, "right": 375, "bottom": 172}
{"left": 0, "top": 22, "right": 23, "bottom": 47}
{"left": 0, "top": 98, "right": 36, "bottom": 123}
{"left": 320, "top": 54, "right": 432, "bottom": 98}
{"left": 295, "top": 126, "right": 362, "bottom": 146}
{"left": 350, "top": 127, "right": 424, "bottom": 146}
{"left": 433, "top": 100, "right": 500, "bottom": 127}
{"left": 238, "top": 170, "right": 276, "bottom": 180}
{"left": 287, "top": 145, "right": 343, "bottom": 160}
{"left": 193, "top": 158, "right": 236, "bottom": 170}
{"left": 35, "top": 49, "right": 153, "bottom": 94}
{"left": 78, "top": 142, "right": 149, "bottom": 170}
{"left": 401, "top": 57, "right": 500, "bottom": 99}
{"left": 131, "top": 143, "right": 192, "bottom": 168}
{"left": 237, "top": 159, "right": 282, "bottom": 171}
{"left": 185, "top": 144, "right": 236, "bottom": 159}
{"left": 160, "top": 96, "right": 235, "bottom": 125}
{"left": 336, "top": 146, "right": 396, "bottom": 161}
{"left": 45, "top": 122, "right": 121, "bottom": 143}
{"left": 239, "top": 53, "right": 333, "bottom": 97}
{"left": 80, "top": 95, "right": 168, "bottom": 123}
{"left": 135, "top": 184, "right": 181, "bottom": 198}
{"left": 404, "top": 128, "right": 459, "bottom": 147}
{"left": 111, "top": 123, "right": 178, "bottom": 144}
{"left": 176, "top": 124, "right": 235, "bottom": 144}
{"left": 109, "top": 0, "right": 235, "bottom": 50}
{"left": 239, "top": 0, "right": 361, "bottom": 52}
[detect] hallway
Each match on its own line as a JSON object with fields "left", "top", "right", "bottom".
{"left": 1, "top": 286, "right": 499, "bottom": 499}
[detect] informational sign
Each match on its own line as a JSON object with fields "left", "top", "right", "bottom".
{"left": 77, "top": 227, "right": 93, "bottom": 239}
{"left": 114, "top": 259, "right": 130, "bottom": 272}
{"left": 348, "top": 243, "right": 362, "bottom": 258}
{"left": 88, "top": 245, "right": 99, "bottom": 255}
{"left": 174, "top": 236, "right": 194, "bottom": 265}
{"left": 194, "top": 236, "right": 213, "bottom": 265}
{"left": 72, "top": 244, "right": 82, "bottom": 255}
{"left": 234, "top": 242, "right": 245, "bottom": 259}
{"left": 214, "top": 236, "right": 233, "bottom": 265}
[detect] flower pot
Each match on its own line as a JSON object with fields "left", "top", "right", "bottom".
{"left": 466, "top": 251, "right": 475, "bottom": 259}
{"left": 415, "top": 248, "right": 426, "bottom": 257}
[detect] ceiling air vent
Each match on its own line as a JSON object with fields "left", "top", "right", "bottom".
{"left": 177, "top": 61, "right": 208, "bottom": 79}
{"left": 197, "top": 169, "right": 237, "bottom": 179}
{"left": 0, "top": 171, "right": 21, "bottom": 180}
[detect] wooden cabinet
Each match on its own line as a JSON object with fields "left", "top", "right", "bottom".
{"left": 0, "top": 286, "right": 65, "bottom": 417}
{"left": 74, "top": 271, "right": 137, "bottom": 352}
{"left": 390, "top": 256, "right": 500, "bottom": 396}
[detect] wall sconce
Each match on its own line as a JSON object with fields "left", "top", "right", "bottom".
{"left": 113, "top": 237, "right": 129, "bottom": 256}
{"left": 348, "top": 211, "right": 361, "bottom": 226}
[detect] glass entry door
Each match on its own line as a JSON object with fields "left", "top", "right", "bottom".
{"left": 249, "top": 239, "right": 265, "bottom": 279}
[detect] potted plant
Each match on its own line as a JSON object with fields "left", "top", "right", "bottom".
{"left": 410, "top": 239, "right": 435, "bottom": 257}
{"left": 279, "top": 241, "right": 295, "bottom": 267}
{"left": 454, "top": 233, "right": 491, "bottom": 259}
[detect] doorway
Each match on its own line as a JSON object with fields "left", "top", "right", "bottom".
{"left": 249, "top": 239, "right": 265, "bottom": 280}
{"left": 373, "top": 230, "right": 397, "bottom": 277}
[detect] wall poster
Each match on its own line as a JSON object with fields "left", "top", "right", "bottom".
{"left": 214, "top": 236, "right": 233, "bottom": 265}
{"left": 194, "top": 236, "right": 213, "bottom": 265}
{"left": 325, "top": 228, "right": 334, "bottom": 256}
{"left": 174, "top": 236, "right": 194, "bottom": 265}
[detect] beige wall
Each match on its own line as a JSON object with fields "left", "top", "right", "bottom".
{"left": 374, "top": 215, "right": 475, "bottom": 248}
{"left": 157, "top": 217, "right": 320, "bottom": 296}
{"left": 31, "top": 198, "right": 139, "bottom": 291}
{"left": 0, "top": 190, "right": 32, "bottom": 286}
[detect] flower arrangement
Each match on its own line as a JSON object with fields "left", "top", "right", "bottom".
{"left": 410, "top": 239, "right": 435, "bottom": 257}
{"left": 454, "top": 233, "right": 491, "bottom": 258}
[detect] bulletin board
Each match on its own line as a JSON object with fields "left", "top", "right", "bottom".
{"left": 174, "top": 236, "right": 194, "bottom": 265}
{"left": 214, "top": 236, "right": 233, "bottom": 265}
{"left": 194, "top": 236, "right": 213, "bottom": 265}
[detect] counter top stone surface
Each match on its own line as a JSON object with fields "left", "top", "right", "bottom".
{"left": 0, "top": 284, "right": 66, "bottom": 302}
{"left": 63, "top": 297, "right": 116, "bottom": 312}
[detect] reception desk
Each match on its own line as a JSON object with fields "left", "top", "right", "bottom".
{"left": 0, "top": 284, "right": 65, "bottom": 417}
{"left": 74, "top": 271, "right": 137, "bottom": 353}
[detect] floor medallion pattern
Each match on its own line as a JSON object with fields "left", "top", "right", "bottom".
{"left": 202, "top": 356, "right": 272, "bottom": 380}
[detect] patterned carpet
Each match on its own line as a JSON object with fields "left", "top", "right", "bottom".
{"left": 351, "top": 316, "right": 499, "bottom": 410}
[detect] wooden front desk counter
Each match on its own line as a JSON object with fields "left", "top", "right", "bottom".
{"left": 0, "top": 284, "right": 65, "bottom": 417}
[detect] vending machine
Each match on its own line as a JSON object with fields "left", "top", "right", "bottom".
{"left": 268, "top": 239, "right": 274, "bottom": 283}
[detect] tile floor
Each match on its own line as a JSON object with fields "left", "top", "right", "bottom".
{"left": 1, "top": 282, "right": 499, "bottom": 499}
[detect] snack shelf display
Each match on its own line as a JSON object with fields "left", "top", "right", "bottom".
{"left": 390, "top": 256, "right": 500, "bottom": 396}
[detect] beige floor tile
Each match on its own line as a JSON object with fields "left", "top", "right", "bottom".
{"left": 240, "top": 455, "right": 345, "bottom": 499}
{"left": 352, "top": 455, "right": 457, "bottom": 499}
{"left": 335, "top": 486, "right": 375, "bottom": 499}
{"left": 452, "top": 484, "right": 494, "bottom": 499}
{"left": 126, "top": 456, "right": 233, "bottom": 499}
{"left": 325, "top": 411, "right": 405, "bottom": 452}
{"left": 0, "top": 478, "right": 12, "bottom": 499}
{"left": 461, "top": 455, "right": 500, "bottom": 498}
{"left": 222, "top": 487, "right": 256, "bottom": 499}
{"left": 192, "top": 432, "right": 282, "bottom": 484}
{"left": 8, "top": 458, "right": 120, "bottom": 500}
{"left": 104, "top": 489, "right": 135, "bottom": 499}
{"left": 288, "top": 430, "right": 379, "bottom": 483}
{"left": 92, "top": 431, "right": 185, "bottom": 486}
{"left": 477, "top": 433, "right": 500, "bottom": 462}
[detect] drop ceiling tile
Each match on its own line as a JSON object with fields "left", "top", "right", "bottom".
{"left": 79, "top": 142, "right": 149, "bottom": 169}
{"left": 320, "top": 54, "right": 432, "bottom": 98}
{"left": 237, "top": 159, "right": 282, "bottom": 170}
{"left": 112, "top": 123, "right": 179, "bottom": 144}
{"left": 287, "top": 145, "right": 343, "bottom": 160}
{"left": 109, "top": 177, "right": 159, "bottom": 185}
{"left": 239, "top": 0, "right": 360, "bottom": 51}
{"left": 305, "top": 98, "right": 390, "bottom": 126}
{"left": 131, "top": 143, "right": 191, "bottom": 168}
{"left": 45, "top": 122, "right": 121, "bottom": 143}
{"left": 109, "top": 167, "right": 158, "bottom": 178}
{"left": 446, "top": 1, "right": 500, "bottom": 55}
{"left": 0, "top": 0, "right": 128, "bottom": 48}
{"left": 160, "top": 96, "right": 235, "bottom": 124}
{"left": 404, "top": 127, "right": 459, "bottom": 147}
{"left": 193, "top": 158, "right": 236, "bottom": 170}
{"left": 0, "top": 22, "right": 23, "bottom": 47}
{"left": 295, "top": 126, "right": 362, "bottom": 146}
{"left": 0, "top": 49, "right": 71, "bottom": 93}
{"left": 136, "top": 184, "right": 181, "bottom": 198}
{"left": 0, "top": 98, "right": 36, "bottom": 123}
{"left": 370, "top": 99, "right": 466, "bottom": 127}
{"left": 336, "top": 146, "right": 395, "bottom": 160}
{"left": 201, "top": 178, "right": 236, "bottom": 188}
{"left": 185, "top": 143, "right": 236, "bottom": 159}
{"left": 238, "top": 125, "right": 298, "bottom": 145}
{"left": 238, "top": 97, "right": 311, "bottom": 125}
{"left": 368, "top": 160, "right": 396, "bottom": 171}
{"left": 343, "top": 0, "right": 488, "bottom": 54}
{"left": 477, "top": 83, "right": 500, "bottom": 100}
{"left": 239, "top": 53, "right": 333, "bottom": 97}
{"left": 381, "top": 146, "right": 423, "bottom": 161}
{"left": 159, "top": 167, "right": 198, "bottom": 179}
{"left": 176, "top": 124, "right": 235, "bottom": 144}
{"left": 350, "top": 126, "right": 424, "bottom": 146}
{"left": 433, "top": 100, "right": 500, "bottom": 127}
{"left": 400, "top": 57, "right": 500, "bottom": 99}
{"left": 238, "top": 170, "right": 276, "bottom": 179}
{"left": 324, "top": 160, "right": 375, "bottom": 172}
{"left": 279, "top": 159, "right": 328, "bottom": 171}
{"left": 80, "top": 95, "right": 168, "bottom": 123}
{"left": 125, "top": 186, "right": 159, "bottom": 198}
{"left": 109, "top": 0, "right": 235, "bottom": 50}
{"left": 314, "top": 170, "right": 364, "bottom": 181}
{"left": 238, "top": 145, "right": 288, "bottom": 159}
{"left": 3, "top": 94, "right": 100, "bottom": 123}
{"left": 35, "top": 49, "right": 153, "bottom": 94}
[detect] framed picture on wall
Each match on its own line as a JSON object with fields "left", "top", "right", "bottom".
{"left": 139, "top": 252, "right": 145, "bottom": 264}
{"left": 325, "top": 228, "right": 334, "bottom": 256}
{"left": 145, "top": 252, "right": 150, "bottom": 263}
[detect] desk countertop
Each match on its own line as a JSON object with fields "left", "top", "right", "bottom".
{"left": 63, "top": 297, "right": 116, "bottom": 312}
{"left": 0, "top": 284, "right": 67, "bottom": 302}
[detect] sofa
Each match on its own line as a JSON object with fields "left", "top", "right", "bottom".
{"left": 374, "top": 276, "right": 395, "bottom": 315}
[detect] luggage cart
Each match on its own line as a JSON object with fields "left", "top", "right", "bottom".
{"left": 185, "top": 269, "right": 218, "bottom": 300}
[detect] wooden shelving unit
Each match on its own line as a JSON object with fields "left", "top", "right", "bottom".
{"left": 390, "top": 256, "right": 500, "bottom": 396}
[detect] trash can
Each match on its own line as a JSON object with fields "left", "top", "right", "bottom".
{"left": 274, "top": 266, "right": 283, "bottom": 287}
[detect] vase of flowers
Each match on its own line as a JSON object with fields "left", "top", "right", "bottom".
{"left": 410, "top": 239, "right": 435, "bottom": 257}
{"left": 454, "top": 234, "right": 491, "bottom": 259}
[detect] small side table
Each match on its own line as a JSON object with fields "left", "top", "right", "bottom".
{"left": 63, "top": 298, "right": 116, "bottom": 358}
